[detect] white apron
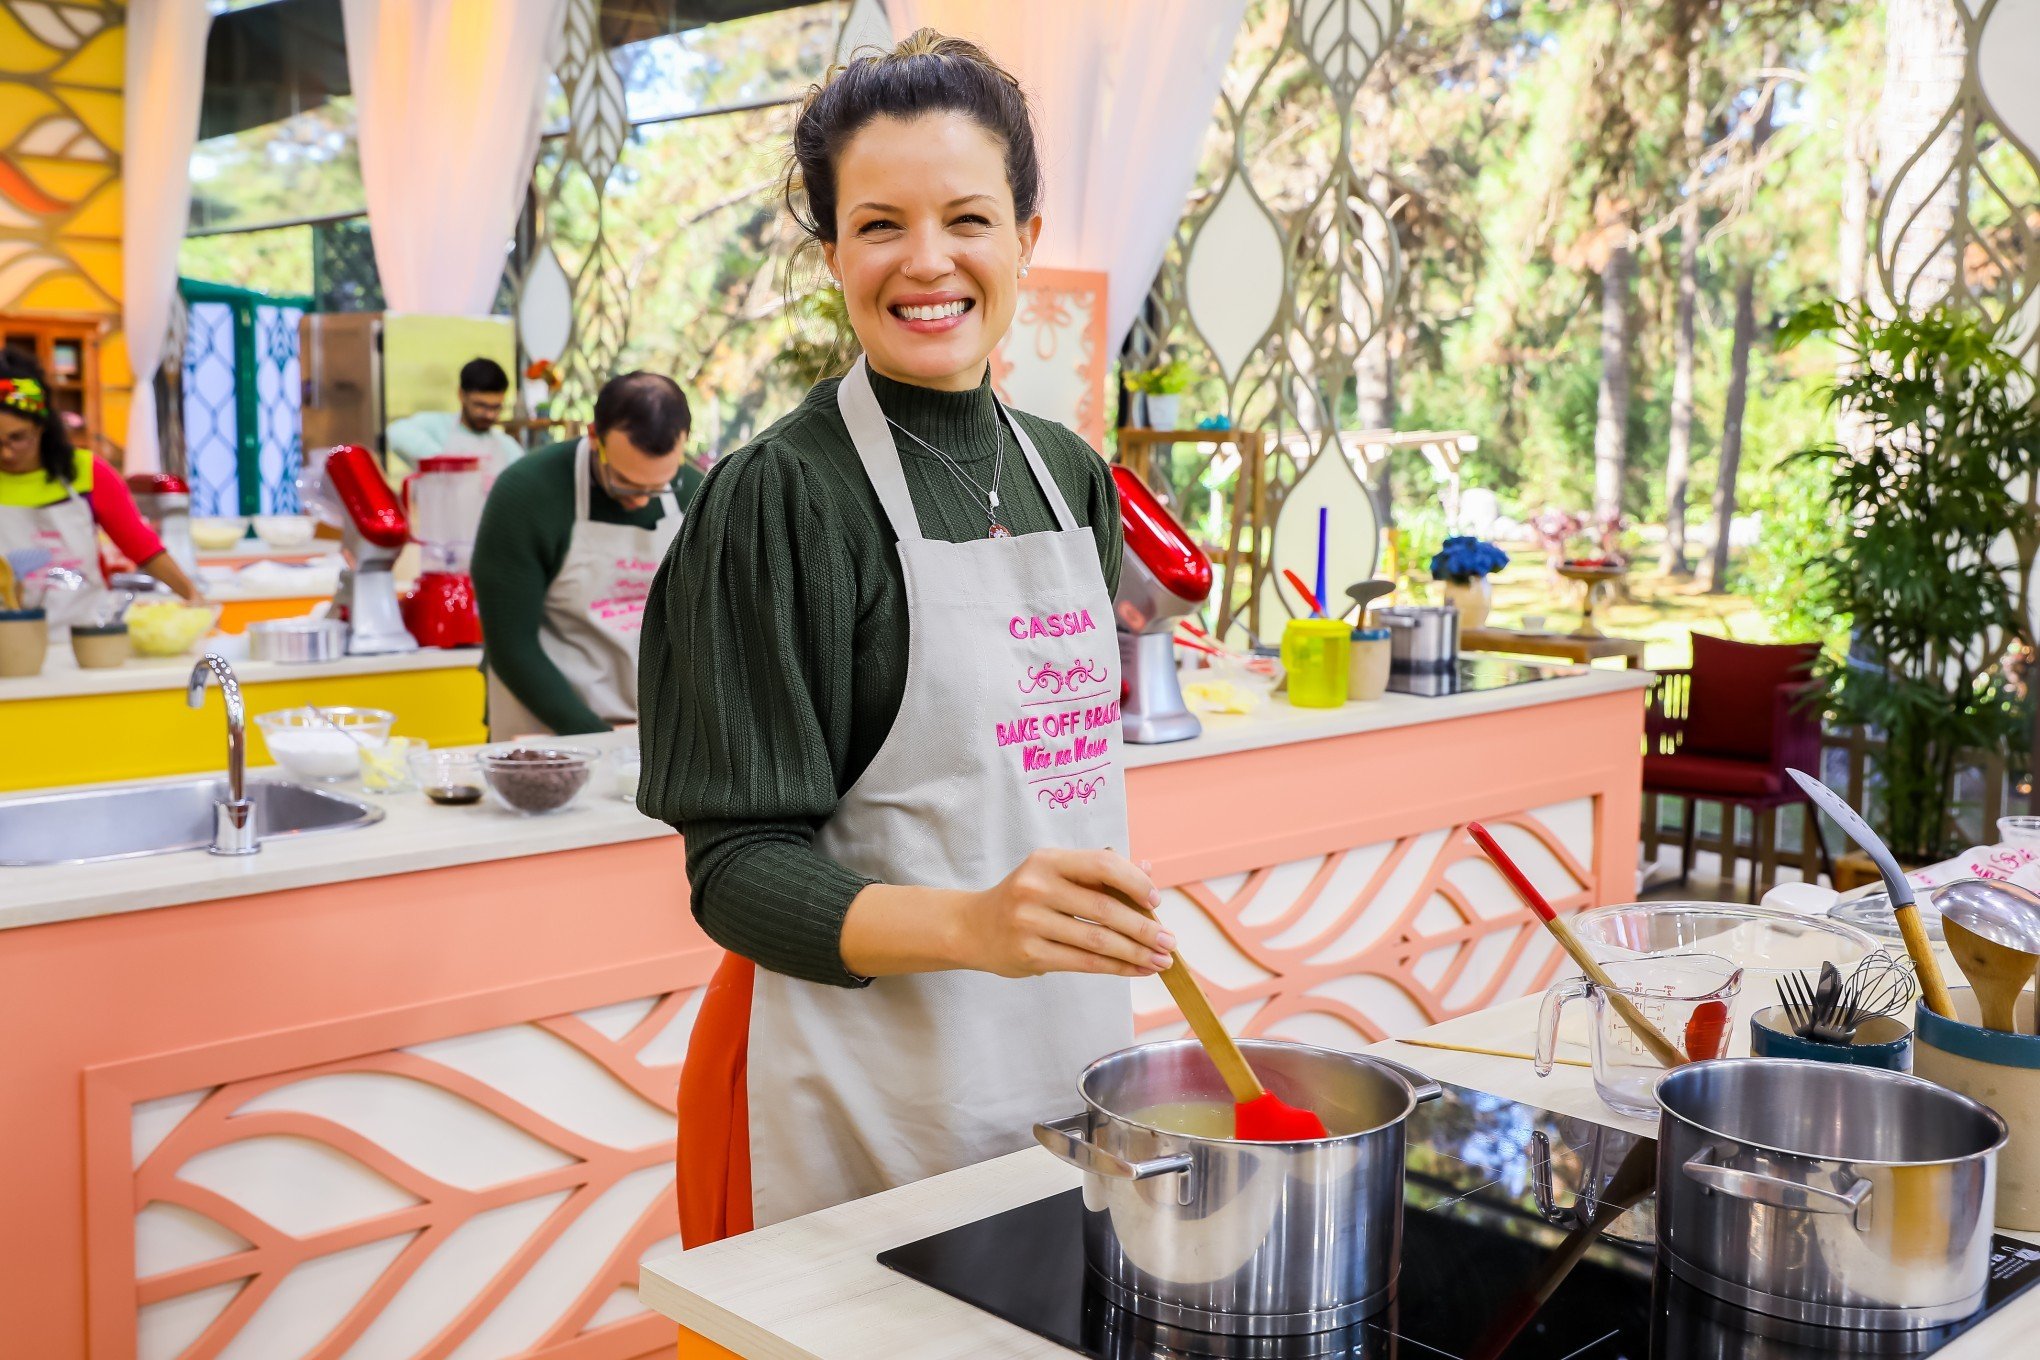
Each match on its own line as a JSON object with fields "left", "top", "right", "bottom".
{"left": 485, "top": 437, "right": 680, "bottom": 739}
{"left": 746, "top": 358, "right": 1135, "bottom": 1228}
{"left": 0, "top": 485, "right": 109, "bottom": 628}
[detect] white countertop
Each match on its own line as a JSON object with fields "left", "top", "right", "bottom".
{"left": 1, "top": 668, "right": 1647, "bottom": 931}
{"left": 1122, "top": 663, "right": 1651, "bottom": 768}
{"left": 0, "top": 729, "right": 666, "bottom": 932}
{"left": 0, "top": 645, "right": 483, "bottom": 701}
{"left": 641, "top": 989, "right": 2040, "bottom": 1360}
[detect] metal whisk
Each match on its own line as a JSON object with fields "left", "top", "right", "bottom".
{"left": 1776, "top": 952, "right": 1916, "bottom": 1046}
{"left": 1841, "top": 950, "right": 1917, "bottom": 1023}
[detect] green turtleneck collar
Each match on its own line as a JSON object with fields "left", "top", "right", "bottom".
{"left": 866, "top": 364, "right": 1003, "bottom": 464}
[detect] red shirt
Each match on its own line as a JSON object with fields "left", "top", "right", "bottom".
{"left": 84, "top": 456, "right": 165, "bottom": 565}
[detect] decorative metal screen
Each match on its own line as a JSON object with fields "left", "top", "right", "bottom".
{"left": 254, "top": 302, "right": 306, "bottom": 513}
{"left": 179, "top": 282, "right": 312, "bottom": 516}
{"left": 182, "top": 301, "right": 241, "bottom": 518}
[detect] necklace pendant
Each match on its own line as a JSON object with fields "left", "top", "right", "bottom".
{"left": 988, "top": 522, "right": 1012, "bottom": 539}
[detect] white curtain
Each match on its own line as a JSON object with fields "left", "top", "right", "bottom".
{"left": 885, "top": 0, "right": 1247, "bottom": 350}
{"left": 341, "top": 0, "right": 567, "bottom": 315}
{"left": 122, "top": 0, "right": 214, "bottom": 474}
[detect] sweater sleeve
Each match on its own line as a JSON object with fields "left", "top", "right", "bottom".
{"left": 472, "top": 456, "right": 610, "bottom": 735}
{"left": 87, "top": 458, "right": 165, "bottom": 565}
{"left": 637, "top": 441, "right": 874, "bottom": 988}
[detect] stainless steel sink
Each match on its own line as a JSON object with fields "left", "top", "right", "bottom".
{"left": 0, "top": 779, "right": 384, "bottom": 866}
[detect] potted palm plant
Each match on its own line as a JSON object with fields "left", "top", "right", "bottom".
{"left": 1780, "top": 301, "right": 2040, "bottom": 862}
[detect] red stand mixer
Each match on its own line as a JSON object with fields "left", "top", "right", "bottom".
{"left": 1112, "top": 466, "right": 1213, "bottom": 744}
{"left": 304, "top": 444, "right": 418, "bottom": 655}
{"left": 400, "top": 454, "right": 485, "bottom": 649}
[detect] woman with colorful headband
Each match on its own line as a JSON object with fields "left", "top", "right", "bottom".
{"left": 0, "top": 349, "right": 202, "bottom": 607}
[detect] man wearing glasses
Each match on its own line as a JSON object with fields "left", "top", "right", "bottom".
{"left": 473, "top": 371, "right": 702, "bottom": 738}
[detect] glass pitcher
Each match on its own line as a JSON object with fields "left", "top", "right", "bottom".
{"left": 1535, "top": 953, "right": 1743, "bottom": 1117}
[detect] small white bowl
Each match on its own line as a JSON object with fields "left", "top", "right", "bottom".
{"left": 192, "top": 517, "right": 250, "bottom": 552}
{"left": 254, "top": 514, "right": 316, "bottom": 549}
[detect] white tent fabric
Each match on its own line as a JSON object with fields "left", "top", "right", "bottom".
{"left": 884, "top": 0, "right": 1248, "bottom": 351}
{"left": 341, "top": 0, "right": 567, "bottom": 315}
{"left": 122, "top": 0, "right": 214, "bottom": 474}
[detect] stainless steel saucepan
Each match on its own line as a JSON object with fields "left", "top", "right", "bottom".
{"left": 1655, "top": 1058, "right": 2006, "bottom": 1331}
{"left": 1035, "top": 1038, "right": 1440, "bottom": 1337}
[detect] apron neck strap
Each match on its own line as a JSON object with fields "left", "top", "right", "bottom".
{"left": 836, "top": 356, "right": 1079, "bottom": 542}
{"left": 573, "top": 436, "right": 594, "bottom": 524}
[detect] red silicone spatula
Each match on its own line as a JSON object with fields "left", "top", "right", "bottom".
{"left": 1118, "top": 890, "right": 1329, "bottom": 1140}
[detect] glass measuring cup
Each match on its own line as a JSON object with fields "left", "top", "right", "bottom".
{"left": 1534, "top": 953, "right": 1743, "bottom": 1117}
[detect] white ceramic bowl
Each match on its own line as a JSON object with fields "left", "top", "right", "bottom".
{"left": 253, "top": 514, "right": 316, "bottom": 549}
{"left": 191, "top": 517, "right": 250, "bottom": 552}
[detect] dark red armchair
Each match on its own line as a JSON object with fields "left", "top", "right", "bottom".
{"left": 1643, "top": 635, "right": 1831, "bottom": 900}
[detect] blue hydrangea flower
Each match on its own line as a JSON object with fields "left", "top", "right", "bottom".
{"left": 1430, "top": 536, "right": 1510, "bottom": 582}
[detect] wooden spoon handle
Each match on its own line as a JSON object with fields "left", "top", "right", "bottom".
{"left": 1155, "top": 955, "right": 1266, "bottom": 1105}
{"left": 1895, "top": 903, "right": 1956, "bottom": 1019}
{"left": 1108, "top": 886, "right": 1266, "bottom": 1104}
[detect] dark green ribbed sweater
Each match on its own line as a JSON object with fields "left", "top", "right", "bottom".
{"left": 637, "top": 369, "right": 1123, "bottom": 988}
{"left": 473, "top": 438, "right": 704, "bottom": 735}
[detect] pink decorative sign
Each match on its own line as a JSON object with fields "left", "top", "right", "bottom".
{"left": 989, "top": 267, "right": 1109, "bottom": 450}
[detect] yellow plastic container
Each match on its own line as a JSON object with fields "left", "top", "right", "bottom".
{"left": 1280, "top": 617, "right": 1350, "bottom": 708}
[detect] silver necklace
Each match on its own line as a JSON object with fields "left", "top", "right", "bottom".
{"left": 885, "top": 413, "right": 1011, "bottom": 538}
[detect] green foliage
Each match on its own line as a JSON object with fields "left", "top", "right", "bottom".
{"left": 1124, "top": 358, "right": 1197, "bottom": 396}
{"left": 1779, "top": 301, "right": 2040, "bottom": 861}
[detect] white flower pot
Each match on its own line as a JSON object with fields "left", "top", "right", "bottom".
{"left": 1144, "top": 394, "right": 1181, "bottom": 430}
{"left": 1442, "top": 575, "right": 1492, "bottom": 630}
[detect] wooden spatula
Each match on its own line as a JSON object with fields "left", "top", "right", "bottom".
{"left": 0, "top": 556, "right": 17, "bottom": 612}
{"left": 1116, "top": 889, "right": 1329, "bottom": 1140}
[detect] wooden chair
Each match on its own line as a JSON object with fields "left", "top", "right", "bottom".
{"left": 1642, "top": 637, "right": 1834, "bottom": 901}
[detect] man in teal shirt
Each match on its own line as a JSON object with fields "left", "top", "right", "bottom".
{"left": 385, "top": 358, "right": 523, "bottom": 479}
{"left": 472, "top": 372, "right": 703, "bottom": 736}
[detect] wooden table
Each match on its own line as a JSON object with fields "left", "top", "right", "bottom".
{"left": 1461, "top": 624, "right": 1650, "bottom": 669}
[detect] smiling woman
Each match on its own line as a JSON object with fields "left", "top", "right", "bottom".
{"left": 635, "top": 30, "right": 1162, "bottom": 1250}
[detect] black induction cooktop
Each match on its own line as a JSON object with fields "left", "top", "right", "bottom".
{"left": 1387, "top": 657, "right": 1584, "bottom": 697}
{"left": 878, "top": 1084, "right": 2040, "bottom": 1359}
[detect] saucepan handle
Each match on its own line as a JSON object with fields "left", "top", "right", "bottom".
{"left": 1034, "top": 1114, "right": 1195, "bottom": 1200}
{"left": 1366, "top": 1056, "right": 1444, "bottom": 1105}
{"left": 1683, "top": 1145, "right": 1873, "bottom": 1228}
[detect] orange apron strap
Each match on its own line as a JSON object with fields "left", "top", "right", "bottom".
{"left": 677, "top": 952, "right": 757, "bottom": 1248}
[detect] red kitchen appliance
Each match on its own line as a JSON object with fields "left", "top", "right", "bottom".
{"left": 400, "top": 454, "right": 485, "bottom": 648}
{"left": 125, "top": 472, "right": 196, "bottom": 576}
{"left": 302, "top": 444, "right": 418, "bottom": 655}
{"left": 1112, "top": 466, "right": 1213, "bottom": 744}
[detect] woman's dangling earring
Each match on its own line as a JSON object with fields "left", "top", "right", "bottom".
{"left": 1020, "top": 263, "right": 1031, "bottom": 278}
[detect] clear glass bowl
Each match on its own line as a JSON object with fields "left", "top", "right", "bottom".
{"left": 411, "top": 748, "right": 486, "bottom": 806}
{"left": 478, "top": 743, "right": 595, "bottom": 815}
{"left": 1830, "top": 889, "right": 1948, "bottom": 943}
{"left": 255, "top": 706, "right": 394, "bottom": 782}
{"left": 1568, "top": 902, "right": 1879, "bottom": 978}
{"left": 610, "top": 748, "right": 642, "bottom": 802}
{"left": 126, "top": 600, "right": 223, "bottom": 656}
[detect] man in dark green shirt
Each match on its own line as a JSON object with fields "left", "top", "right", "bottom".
{"left": 473, "top": 372, "right": 704, "bottom": 737}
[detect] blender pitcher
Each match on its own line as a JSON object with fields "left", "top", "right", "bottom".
{"left": 400, "top": 454, "right": 486, "bottom": 648}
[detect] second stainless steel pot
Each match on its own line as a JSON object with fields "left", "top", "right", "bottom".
{"left": 1374, "top": 604, "right": 1458, "bottom": 672}
{"left": 1655, "top": 1058, "right": 2006, "bottom": 1331}
{"left": 1034, "top": 1038, "right": 1441, "bottom": 1336}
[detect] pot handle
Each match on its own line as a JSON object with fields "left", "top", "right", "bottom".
{"left": 1366, "top": 1056, "right": 1444, "bottom": 1105}
{"left": 1034, "top": 1115, "right": 1195, "bottom": 1201}
{"left": 1683, "top": 1145, "right": 1873, "bottom": 1228}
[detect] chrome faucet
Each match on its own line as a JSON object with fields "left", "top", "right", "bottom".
{"left": 187, "top": 654, "right": 257, "bottom": 855}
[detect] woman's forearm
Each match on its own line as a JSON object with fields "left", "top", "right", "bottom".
{"left": 138, "top": 551, "right": 202, "bottom": 602}
{"left": 838, "top": 882, "right": 973, "bottom": 978}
